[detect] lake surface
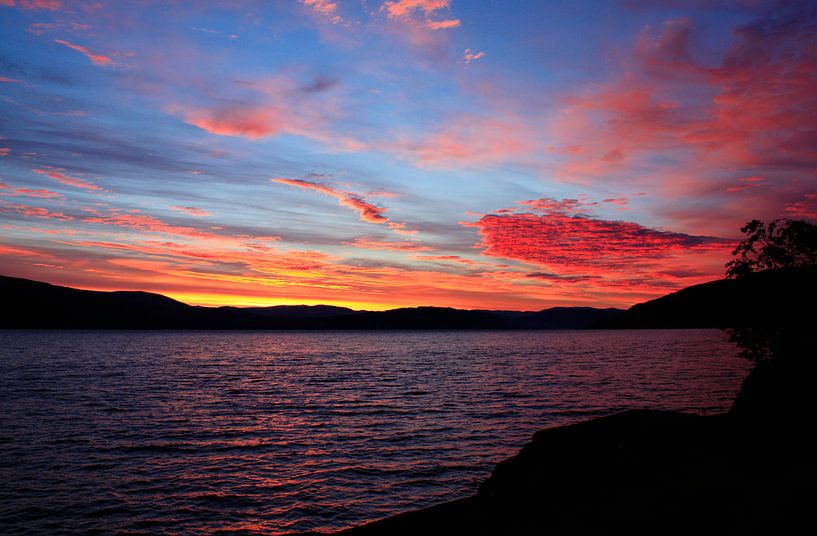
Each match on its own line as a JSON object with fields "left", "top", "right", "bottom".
{"left": 0, "top": 329, "right": 750, "bottom": 534}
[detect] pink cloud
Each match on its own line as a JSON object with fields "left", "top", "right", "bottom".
{"left": 273, "top": 177, "right": 419, "bottom": 235}
{"left": 301, "top": 0, "right": 341, "bottom": 24}
{"left": 1, "top": 0, "right": 61, "bottom": 9}
{"left": 463, "top": 48, "right": 484, "bottom": 63}
{"left": 0, "top": 148, "right": 10, "bottom": 156}
{"left": 0, "top": 77, "right": 21, "bottom": 84}
{"left": 54, "top": 39, "right": 113, "bottom": 67}
{"left": 398, "top": 114, "right": 536, "bottom": 168}
{"left": 177, "top": 105, "right": 286, "bottom": 138}
{"left": 3, "top": 202, "right": 73, "bottom": 220}
{"left": 783, "top": 193, "right": 817, "bottom": 220}
{"left": 170, "top": 205, "right": 210, "bottom": 217}
{"left": 32, "top": 167, "right": 104, "bottom": 191}
{"left": 0, "top": 182, "right": 62, "bottom": 198}
{"left": 382, "top": 0, "right": 451, "bottom": 18}
{"left": 272, "top": 177, "right": 388, "bottom": 224}
{"left": 552, "top": 9, "right": 817, "bottom": 178}
{"left": 427, "top": 19, "right": 460, "bottom": 30}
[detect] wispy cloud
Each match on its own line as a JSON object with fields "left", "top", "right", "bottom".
{"left": 54, "top": 39, "right": 113, "bottom": 66}
{"left": 170, "top": 205, "right": 210, "bottom": 217}
{"left": 463, "top": 48, "right": 484, "bottom": 63}
{"left": 32, "top": 167, "right": 105, "bottom": 191}
{"left": 272, "top": 178, "right": 415, "bottom": 234}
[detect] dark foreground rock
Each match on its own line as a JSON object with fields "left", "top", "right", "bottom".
{"left": 323, "top": 409, "right": 816, "bottom": 535}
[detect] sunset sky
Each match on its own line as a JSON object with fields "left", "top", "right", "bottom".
{"left": 1, "top": 0, "right": 815, "bottom": 310}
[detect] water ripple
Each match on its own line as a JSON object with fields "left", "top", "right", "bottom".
{"left": 0, "top": 329, "right": 749, "bottom": 534}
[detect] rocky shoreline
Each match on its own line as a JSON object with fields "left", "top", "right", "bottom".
{"left": 307, "top": 405, "right": 815, "bottom": 535}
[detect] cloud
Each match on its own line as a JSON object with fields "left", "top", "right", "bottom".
{"left": 345, "top": 237, "right": 432, "bottom": 251}
{"left": 783, "top": 193, "right": 817, "bottom": 220}
{"left": 0, "top": 147, "right": 10, "bottom": 156}
{"left": 381, "top": 0, "right": 461, "bottom": 45}
{"left": 552, "top": 5, "right": 817, "bottom": 178}
{"left": 0, "top": 77, "right": 21, "bottom": 84}
{"left": 1, "top": 0, "right": 61, "bottom": 10}
{"left": 54, "top": 39, "right": 113, "bottom": 67}
{"left": 170, "top": 205, "right": 210, "bottom": 217}
{"left": 397, "top": 114, "right": 536, "bottom": 168}
{"left": 272, "top": 177, "right": 419, "bottom": 235}
{"left": 301, "top": 0, "right": 342, "bottom": 24}
{"left": 273, "top": 177, "right": 387, "bottom": 223}
{"left": 463, "top": 49, "right": 484, "bottom": 63}
{"left": 0, "top": 182, "right": 62, "bottom": 198}
{"left": 171, "top": 104, "right": 287, "bottom": 139}
{"left": 2, "top": 202, "right": 73, "bottom": 220}
{"left": 466, "top": 197, "right": 734, "bottom": 293}
{"left": 32, "top": 167, "right": 104, "bottom": 191}
{"left": 426, "top": 19, "right": 460, "bottom": 30}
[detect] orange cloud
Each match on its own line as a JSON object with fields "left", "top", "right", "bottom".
{"left": 54, "top": 39, "right": 113, "bottom": 66}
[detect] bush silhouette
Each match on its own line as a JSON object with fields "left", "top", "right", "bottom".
{"left": 726, "top": 218, "right": 817, "bottom": 279}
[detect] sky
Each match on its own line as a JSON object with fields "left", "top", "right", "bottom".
{"left": 1, "top": 0, "right": 815, "bottom": 310}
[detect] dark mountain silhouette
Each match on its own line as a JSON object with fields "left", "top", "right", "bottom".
{"left": 0, "top": 275, "right": 621, "bottom": 330}
{"left": 593, "top": 266, "right": 817, "bottom": 329}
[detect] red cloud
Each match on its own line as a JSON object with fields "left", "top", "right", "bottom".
{"left": 54, "top": 39, "right": 113, "bottom": 67}
{"left": 272, "top": 178, "right": 416, "bottom": 234}
{"left": 32, "top": 167, "right": 104, "bottom": 191}
{"left": 468, "top": 198, "right": 734, "bottom": 291}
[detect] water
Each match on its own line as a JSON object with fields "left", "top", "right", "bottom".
{"left": 0, "top": 329, "right": 750, "bottom": 534}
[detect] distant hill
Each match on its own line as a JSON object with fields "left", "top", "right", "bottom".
{"left": 594, "top": 267, "right": 817, "bottom": 329}
{"left": 0, "top": 275, "right": 622, "bottom": 330}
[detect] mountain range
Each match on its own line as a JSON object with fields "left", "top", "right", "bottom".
{"left": 1, "top": 267, "right": 813, "bottom": 329}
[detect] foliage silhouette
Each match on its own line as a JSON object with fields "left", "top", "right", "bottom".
{"left": 724, "top": 218, "right": 817, "bottom": 421}
{"left": 725, "top": 218, "right": 817, "bottom": 279}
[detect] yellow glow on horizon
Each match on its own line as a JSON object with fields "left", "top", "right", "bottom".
{"left": 165, "top": 292, "right": 397, "bottom": 311}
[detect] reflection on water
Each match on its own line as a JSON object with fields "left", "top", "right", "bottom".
{"left": 0, "top": 329, "right": 749, "bottom": 534}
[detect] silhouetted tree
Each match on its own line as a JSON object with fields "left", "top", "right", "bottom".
{"left": 725, "top": 218, "right": 817, "bottom": 421}
{"left": 725, "top": 218, "right": 817, "bottom": 279}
